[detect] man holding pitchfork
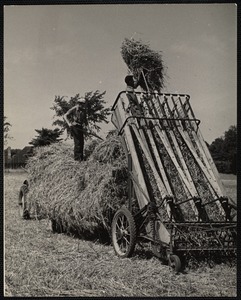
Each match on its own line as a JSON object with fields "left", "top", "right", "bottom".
{"left": 64, "top": 98, "right": 88, "bottom": 161}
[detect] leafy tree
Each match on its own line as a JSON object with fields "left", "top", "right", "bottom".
{"left": 209, "top": 137, "right": 225, "bottom": 161}
{"left": 29, "top": 128, "right": 63, "bottom": 147}
{"left": 51, "top": 91, "right": 110, "bottom": 139}
{"left": 209, "top": 125, "right": 237, "bottom": 174}
{"left": 223, "top": 125, "right": 237, "bottom": 174}
{"left": 222, "top": 125, "right": 237, "bottom": 161}
{"left": 4, "top": 116, "right": 12, "bottom": 145}
{"left": 10, "top": 149, "right": 21, "bottom": 157}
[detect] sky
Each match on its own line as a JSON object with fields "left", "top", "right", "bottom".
{"left": 4, "top": 3, "right": 237, "bottom": 149}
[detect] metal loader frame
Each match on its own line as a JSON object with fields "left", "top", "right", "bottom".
{"left": 111, "top": 91, "right": 237, "bottom": 271}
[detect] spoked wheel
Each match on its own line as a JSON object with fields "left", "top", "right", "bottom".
{"left": 169, "top": 254, "right": 182, "bottom": 273}
{"left": 111, "top": 206, "right": 137, "bottom": 258}
{"left": 18, "top": 184, "right": 30, "bottom": 219}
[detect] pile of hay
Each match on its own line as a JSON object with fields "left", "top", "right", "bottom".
{"left": 121, "top": 38, "right": 165, "bottom": 92}
{"left": 26, "top": 135, "right": 129, "bottom": 238}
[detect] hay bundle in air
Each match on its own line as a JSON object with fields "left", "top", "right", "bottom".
{"left": 121, "top": 38, "right": 165, "bottom": 92}
{"left": 26, "top": 136, "right": 129, "bottom": 238}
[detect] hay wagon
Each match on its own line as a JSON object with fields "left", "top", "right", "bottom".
{"left": 111, "top": 91, "right": 237, "bottom": 271}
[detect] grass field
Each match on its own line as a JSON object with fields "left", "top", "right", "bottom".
{"left": 4, "top": 171, "right": 237, "bottom": 297}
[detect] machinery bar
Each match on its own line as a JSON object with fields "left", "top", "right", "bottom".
{"left": 117, "top": 116, "right": 200, "bottom": 136}
{"left": 111, "top": 91, "right": 190, "bottom": 111}
{"left": 131, "top": 125, "right": 168, "bottom": 199}
{"left": 175, "top": 248, "right": 237, "bottom": 251}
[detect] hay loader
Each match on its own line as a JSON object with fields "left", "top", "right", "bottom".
{"left": 111, "top": 91, "right": 237, "bottom": 271}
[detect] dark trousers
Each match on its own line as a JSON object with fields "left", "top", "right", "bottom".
{"left": 126, "top": 92, "right": 145, "bottom": 124}
{"left": 126, "top": 92, "right": 142, "bottom": 116}
{"left": 70, "top": 125, "right": 84, "bottom": 161}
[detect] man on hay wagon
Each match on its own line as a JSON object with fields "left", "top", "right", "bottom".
{"left": 64, "top": 98, "right": 88, "bottom": 162}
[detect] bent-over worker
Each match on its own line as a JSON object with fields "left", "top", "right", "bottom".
{"left": 125, "top": 75, "right": 144, "bottom": 115}
{"left": 64, "top": 99, "right": 87, "bottom": 161}
{"left": 125, "top": 74, "right": 142, "bottom": 115}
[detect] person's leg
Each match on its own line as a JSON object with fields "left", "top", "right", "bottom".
{"left": 126, "top": 93, "right": 144, "bottom": 127}
{"left": 79, "top": 130, "right": 84, "bottom": 160}
{"left": 127, "top": 93, "right": 142, "bottom": 115}
{"left": 71, "top": 126, "right": 83, "bottom": 161}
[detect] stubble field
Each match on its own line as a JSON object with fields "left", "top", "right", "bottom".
{"left": 4, "top": 170, "right": 237, "bottom": 297}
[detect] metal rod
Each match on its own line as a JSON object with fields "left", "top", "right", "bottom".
{"left": 176, "top": 197, "right": 196, "bottom": 205}
{"left": 111, "top": 91, "right": 190, "bottom": 111}
{"left": 118, "top": 115, "right": 200, "bottom": 136}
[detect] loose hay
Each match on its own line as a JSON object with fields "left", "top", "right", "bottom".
{"left": 26, "top": 136, "right": 129, "bottom": 238}
{"left": 121, "top": 38, "right": 166, "bottom": 92}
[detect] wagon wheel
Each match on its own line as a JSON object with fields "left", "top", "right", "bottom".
{"left": 111, "top": 206, "right": 137, "bottom": 258}
{"left": 18, "top": 184, "right": 30, "bottom": 219}
{"left": 169, "top": 254, "right": 182, "bottom": 273}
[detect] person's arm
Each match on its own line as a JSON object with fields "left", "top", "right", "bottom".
{"left": 64, "top": 106, "right": 76, "bottom": 127}
{"left": 133, "top": 74, "right": 141, "bottom": 89}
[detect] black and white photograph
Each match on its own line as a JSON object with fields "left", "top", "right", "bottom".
{"left": 4, "top": 3, "right": 237, "bottom": 297}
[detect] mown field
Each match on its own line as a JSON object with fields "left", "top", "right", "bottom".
{"left": 4, "top": 170, "right": 237, "bottom": 297}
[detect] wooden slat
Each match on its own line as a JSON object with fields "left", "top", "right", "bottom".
{"left": 146, "top": 128, "right": 173, "bottom": 196}
{"left": 177, "top": 127, "right": 225, "bottom": 215}
{"left": 114, "top": 99, "right": 150, "bottom": 209}
{"left": 131, "top": 125, "right": 168, "bottom": 199}
{"left": 159, "top": 96, "right": 198, "bottom": 194}
{"left": 182, "top": 99, "right": 228, "bottom": 198}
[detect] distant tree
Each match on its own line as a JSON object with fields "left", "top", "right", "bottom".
{"left": 223, "top": 125, "right": 237, "bottom": 174}
{"left": 29, "top": 128, "right": 63, "bottom": 147}
{"left": 11, "top": 149, "right": 21, "bottom": 157}
{"left": 51, "top": 91, "right": 110, "bottom": 139}
{"left": 4, "top": 116, "right": 12, "bottom": 145}
{"left": 222, "top": 125, "right": 237, "bottom": 161}
{"left": 209, "top": 125, "right": 237, "bottom": 174}
{"left": 209, "top": 137, "right": 225, "bottom": 161}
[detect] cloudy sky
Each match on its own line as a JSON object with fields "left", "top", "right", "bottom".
{"left": 4, "top": 3, "right": 237, "bottom": 149}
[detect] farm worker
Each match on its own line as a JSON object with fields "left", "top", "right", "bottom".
{"left": 125, "top": 75, "right": 140, "bottom": 115}
{"left": 64, "top": 98, "right": 88, "bottom": 161}
{"left": 125, "top": 74, "right": 145, "bottom": 126}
